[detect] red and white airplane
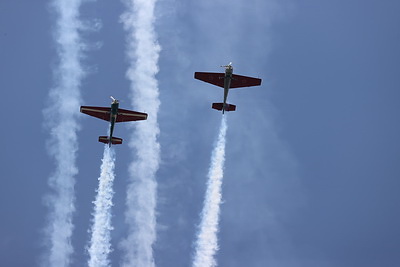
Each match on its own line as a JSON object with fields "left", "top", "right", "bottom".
{"left": 194, "top": 63, "right": 262, "bottom": 113}
{"left": 80, "top": 96, "right": 147, "bottom": 146}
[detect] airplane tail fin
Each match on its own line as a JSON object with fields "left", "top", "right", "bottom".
{"left": 99, "top": 136, "right": 123, "bottom": 145}
{"left": 212, "top": 103, "right": 236, "bottom": 112}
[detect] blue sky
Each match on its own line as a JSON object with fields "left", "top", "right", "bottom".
{"left": 1, "top": 0, "right": 400, "bottom": 266}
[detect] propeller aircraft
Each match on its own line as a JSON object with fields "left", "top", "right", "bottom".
{"left": 80, "top": 96, "right": 147, "bottom": 146}
{"left": 194, "top": 63, "right": 262, "bottom": 113}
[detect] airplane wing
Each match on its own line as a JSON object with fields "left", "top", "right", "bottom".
{"left": 116, "top": 108, "right": 148, "bottom": 122}
{"left": 194, "top": 72, "right": 262, "bottom": 88}
{"left": 80, "top": 106, "right": 111, "bottom": 121}
{"left": 230, "top": 74, "right": 262, "bottom": 88}
{"left": 194, "top": 72, "right": 225, "bottom": 88}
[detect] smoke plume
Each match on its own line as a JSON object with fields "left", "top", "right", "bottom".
{"left": 42, "top": 0, "right": 86, "bottom": 266}
{"left": 193, "top": 116, "right": 228, "bottom": 267}
{"left": 120, "top": 0, "right": 161, "bottom": 266}
{"left": 87, "top": 146, "right": 116, "bottom": 267}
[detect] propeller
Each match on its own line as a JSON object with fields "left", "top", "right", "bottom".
{"left": 110, "top": 96, "right": 119, "bottom": 103}
{"left": 221, "top": 62, "right": 233, "bottom": 69}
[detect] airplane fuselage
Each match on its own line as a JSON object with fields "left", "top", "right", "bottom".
{"left": 222, "top": 65, "right": 233, "bottom": 113}
{"left": 109, "top": 101, "right": 119, "bottom": 145}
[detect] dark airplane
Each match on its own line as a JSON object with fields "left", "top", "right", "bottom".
{"left": 195, "top": 63, "right": 262, "bottom": 113}
{"left": 80, "top": 96, "right": 147, "bottom": 146}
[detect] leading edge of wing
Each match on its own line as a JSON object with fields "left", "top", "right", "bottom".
{"left": 194, "top": 72, "right": 225, "bottom": 88}
{"left": 116, "top": 108, "right": 148, "bottom": 122}
{"left": 230, "top": 74, "right": 262, "bottom": 88}
{"left": 80, "top": 106, "right": 111, "bottom": 121}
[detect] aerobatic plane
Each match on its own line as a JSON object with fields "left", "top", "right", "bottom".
{"left": 80, "top": 96, "right": 148, "bottom": 146}
{"left": 194, "top": 63, "right": 262, "bottom": 113}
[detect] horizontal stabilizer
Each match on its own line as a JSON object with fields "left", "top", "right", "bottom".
{"left": 212, "top": 103, "right": 236, "bottom": 112}
{"left": 98, "top": 136, "right": 123, "bottom": 145}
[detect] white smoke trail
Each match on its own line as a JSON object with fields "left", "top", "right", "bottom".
{"left": 120, "top": 0, "right": 161, "bottom": 266}
{"left": 87, "top": 146, "right": 116, "bottom": 267}
{"left": 193, "top": 116, "right": 228, "bottom": 267}
{"left": 42, "top": 0, "right": 86, "bottom": 266}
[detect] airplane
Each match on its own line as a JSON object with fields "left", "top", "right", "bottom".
{"left": 80, "top": 96, "right": 148, "bottom": 146}
{"left": 194, "top": 63, "right": 262, "bottom": 113}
